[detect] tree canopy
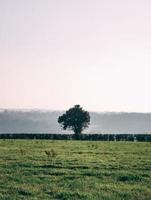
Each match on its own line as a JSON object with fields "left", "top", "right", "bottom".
{"left": 58, "top": 105, "right": 90, "bottom": 136}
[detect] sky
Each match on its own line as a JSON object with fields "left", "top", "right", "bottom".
{"left": 0, "top": 0, "right": 151, "bottom": 112}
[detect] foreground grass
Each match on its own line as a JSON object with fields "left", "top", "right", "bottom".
{"left": 0, "top": 140, "right": 151, "bottom": 200}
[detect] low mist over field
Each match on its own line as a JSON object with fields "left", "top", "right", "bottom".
{"left": 0, "top": 109, "right": 151, "bottom": 134}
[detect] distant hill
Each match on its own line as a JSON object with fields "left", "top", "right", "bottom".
{"left": 0, "top": 109, "right": 151, "bottom": 134}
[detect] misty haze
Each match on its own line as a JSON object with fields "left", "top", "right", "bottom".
{"left": 0, "top": 109, "right": 151, "bottom": 134}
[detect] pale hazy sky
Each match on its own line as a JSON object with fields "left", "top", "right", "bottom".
{"left": 1, "top": 0, "right": 151, "bottom": 112}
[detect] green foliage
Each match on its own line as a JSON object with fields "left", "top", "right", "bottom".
{"left": 58, "top": 105, "right": 90, "bottom": 135}
{"left": 0, "top": 140, "right": 151, "bottom": 200}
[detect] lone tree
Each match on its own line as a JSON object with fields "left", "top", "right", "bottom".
{"left": 58, "top": 105, "right": 90, "bottom": 137}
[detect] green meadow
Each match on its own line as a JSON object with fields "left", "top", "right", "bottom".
{"left": 0, "top": 140, "right": 151, "bottom": 200}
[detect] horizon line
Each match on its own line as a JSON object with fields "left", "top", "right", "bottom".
{"left": 0, "top": 107, "right": 151, "bottom": 114}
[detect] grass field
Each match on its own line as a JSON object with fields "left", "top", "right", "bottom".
{"left": 0, "top": 140, "right": 151, "bottom": 200}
